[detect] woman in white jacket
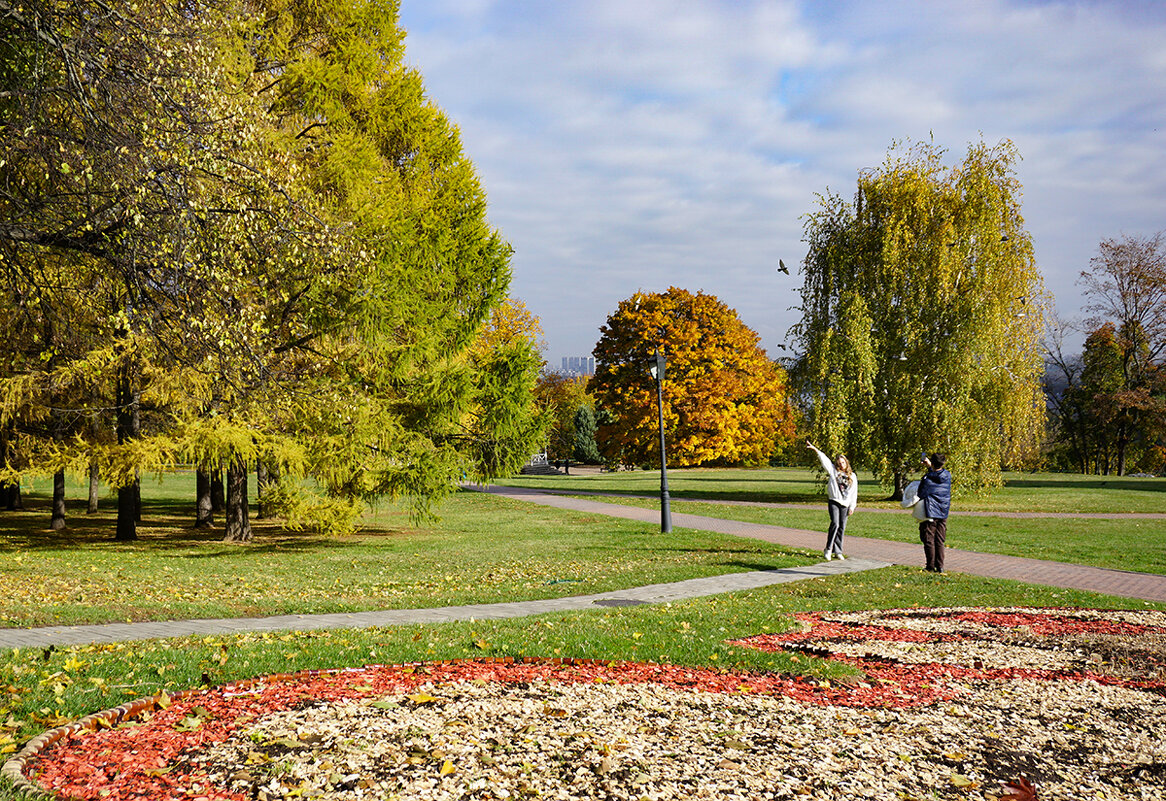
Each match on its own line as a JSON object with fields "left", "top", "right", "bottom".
{"left": 806, "top": 440, "right": 858, "bottom": 561}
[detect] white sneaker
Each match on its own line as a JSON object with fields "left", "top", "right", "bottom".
{"left": 823, "top": 550, "right": 832, "bottom": 561}
{"left": 834, "top": 553, "right": 846, "bottom": 560}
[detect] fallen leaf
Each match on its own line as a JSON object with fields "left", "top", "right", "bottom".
{"left": 950, "top": 773, "right": 979, "bottom": 790}
{"left": 999, "top": 777, "right": 1036, "bottom": 801}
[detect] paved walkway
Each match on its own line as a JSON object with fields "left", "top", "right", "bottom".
{"left": 0, "top": 558, "right": 890, "bottom": 650}
{"left": 476, "top": 485, "right": 1166, "bottom": 604}
{"left": 530, "top": 488, "right": 1166, "bottom": 519}
{"left": 2, "top": 484, "right": 1163, "bottom": 651}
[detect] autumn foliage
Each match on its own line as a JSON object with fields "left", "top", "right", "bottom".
{"left": 590, "top": 288, "right": 795, "bottom": 467}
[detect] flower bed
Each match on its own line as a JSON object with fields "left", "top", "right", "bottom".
{"left": 12, "top": 607, "right": 1166, "bottom": 800}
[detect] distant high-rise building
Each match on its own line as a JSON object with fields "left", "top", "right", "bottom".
{"left": 560, "top": 356, "right": 595, "bottom": 377}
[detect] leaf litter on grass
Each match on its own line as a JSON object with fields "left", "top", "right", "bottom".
{"left": 18, "top": 607, "right": 1166, "bottom": 800}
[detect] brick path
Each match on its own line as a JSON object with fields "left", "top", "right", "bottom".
{"left": 1, "top": 484, "right": 1161, "bottom": 650}
{"left": 476, "top": 485, "right": 1166, "bottom": 604}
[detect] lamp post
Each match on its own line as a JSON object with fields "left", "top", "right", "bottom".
{"left": 648, "top": 347, "right": 672, "bottom": 533}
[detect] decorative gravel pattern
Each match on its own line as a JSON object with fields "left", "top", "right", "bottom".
{"left": 17, "top": 607, "right": 1166, "bottom": 800}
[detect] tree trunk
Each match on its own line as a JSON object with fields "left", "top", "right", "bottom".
{"left": 224, "top": 460, "right": 251, "bottom": 543}
{"left": 51, "top": 469, "right": 66, "bottom": 530}
{"left": 115, "top": 362, "right": 140, "bottom": 541}
{"left": 195, "top": 468, "right": 214, "bottom": 528}
{"left": 1116, "top": 423, "right": 1128, "bottom": 476}
{"left": 87, "top": 459, "right": 100, "bottom": 513}
{"left": 0, "top": 425, "right": 10, "bottom": 512}
{"left": 889, "top": 470, "right": 907, "bottom": 502}
{"left": 210, "top": 465, "right": 225, "bottom": 513}
{"left": 256, "top": 459, "right": 279, "bottom": 519}
{"left": 50, "top": 409, "right": 67, "bottom": 529}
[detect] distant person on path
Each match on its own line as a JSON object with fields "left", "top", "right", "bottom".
{"left": 917, "top": 453, "right": 952, "bottom": 572}
{"left": 806, "top": 440, "right": 858, "bottom": 561}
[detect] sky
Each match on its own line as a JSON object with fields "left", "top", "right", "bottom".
{"left": 396, "top": 0, "right": 1166, "bottom": 365}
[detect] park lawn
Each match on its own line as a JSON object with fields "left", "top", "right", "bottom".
{"left": 0, "top": 565, "right": 1160, "bottom": 759}
{"left": 497, "top": 467, "right": 1166, "bottom": 514}
{"left": 555, "top": 495, "right": 1166, "bottom": 576}
{"left": 0, "top": 484, "right": 810, "bottom": 629}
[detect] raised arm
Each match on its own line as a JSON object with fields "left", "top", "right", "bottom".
{"left": 806, "top": 440, "right": 835, "bottom": 478}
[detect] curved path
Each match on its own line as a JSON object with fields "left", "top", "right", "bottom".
{"left": 1, "top": 484, "right": 1162, "bottom": 651}
{"left": 526, "top": 487, "right": 1166, "bottom": 519}
{"left": 476, "top": 485, "right": 1166, "bottom": 604}
{"left": 0, "top": 557, "right": 889, "bottom": 650}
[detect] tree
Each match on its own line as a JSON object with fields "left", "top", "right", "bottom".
{"left": 794, "top": 140, "right": 1048, "bottom": 496}
{"left": 572, "top": 404, "right": 602, "bottom": 463}
{"left": 591, "top": 287, "right": 796, "bottom": 468}
{"left": 1081, "top": 233, "right": 1166, "bottom": 362}
{"left": 1073, "top": 233, "right": 1166, "bottom": 474}
{"left": 472, "top": 297, "right": 546, "bottom": 359}
{"left": 0, "top": 0, "right": 541, "bottom": 539}
{"left": 534, "top": 371, "right": 591, "bottom": 461}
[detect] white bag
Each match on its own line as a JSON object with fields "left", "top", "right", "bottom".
{"left": 901, "top": 480, "right": 929, "bottom": 520}
{"left": 900, "top": 480, "right": 920, "bottom": 508}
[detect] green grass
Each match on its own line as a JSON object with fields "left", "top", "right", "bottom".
{"left": 498, "top": 466, "right": 1166, "bottom": 513}
{"left": 566, "top": 495, "right": 1166, "bottom": 575}
{"left": 0, "top": 481, "right": 808, "bottom": 628}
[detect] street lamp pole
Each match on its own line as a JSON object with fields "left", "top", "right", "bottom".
{"left": 649, "top": 347, "right": 672, "bottom": 534}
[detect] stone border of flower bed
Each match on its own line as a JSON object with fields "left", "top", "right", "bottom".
{"left": 3, "top": 691, "right": 187, "bottom": 798}
{"left": 0, "top": 656, "right": 648, "bottom": 799}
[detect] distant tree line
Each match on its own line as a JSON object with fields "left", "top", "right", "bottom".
{"left": 1045, "top": 233, "right": 1166, "bottom": 475}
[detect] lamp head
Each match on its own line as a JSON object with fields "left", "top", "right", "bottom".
{"left": 648, "top": 348, "right": 666, "bottom": 382}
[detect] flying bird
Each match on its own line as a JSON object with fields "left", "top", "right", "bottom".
{"left": 778, "top": 259, "right": 789, "bottom": 274}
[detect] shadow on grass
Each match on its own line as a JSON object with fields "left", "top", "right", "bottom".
{"left": 719, "top": 560, "right": 811, "bottom": 572}
{"left": 528, "top": 485, "right": 822, "bottom": 504}
{"left": 1003, "top": 476, "right": 1165, "bottom": 492}
{"left": 0, "top": 496, "right": 404, "bottom": 555}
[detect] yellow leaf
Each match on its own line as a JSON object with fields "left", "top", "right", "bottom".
{"left": 407, "top": 692, "right": 439, "bottom": 705}
{"left": 439, "top": 760, "right": 455, "bottom": 776}
{"left": 950, "top": 773, "right": 978, "bottom": 789}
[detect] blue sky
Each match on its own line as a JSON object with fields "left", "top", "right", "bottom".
{"left": 397, "top": 0, "right": 1166, "bottom": 364}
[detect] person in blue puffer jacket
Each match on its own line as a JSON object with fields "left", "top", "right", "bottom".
{"left": 916, "top": 453, "right": 951, "bottom": 572}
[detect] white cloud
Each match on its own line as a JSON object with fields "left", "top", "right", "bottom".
{"left": 398, "top": 0, "right": 1166, "bottom": 359}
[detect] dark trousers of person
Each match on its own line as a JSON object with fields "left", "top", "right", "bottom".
{"left": 919, "top": 518, "right": 947, "bottom": 572}
{"left": 826, "top": 501, "right": 848, "bottom": 556}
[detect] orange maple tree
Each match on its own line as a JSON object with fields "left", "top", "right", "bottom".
{"left": 591, "top": 287, "right": 795, "bottom": 467}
